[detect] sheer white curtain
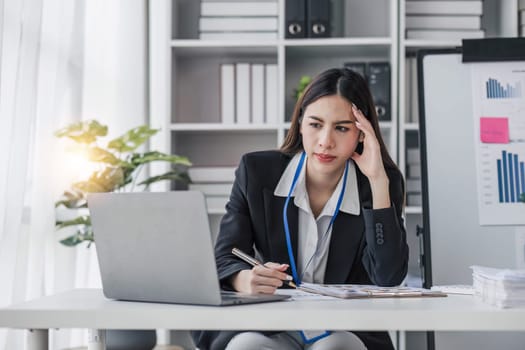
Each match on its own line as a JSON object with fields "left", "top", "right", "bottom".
{"left": 0, "top": 0, "right": 147, "bottom": 348}
{"left": 0, "top": 0, "right": 88, "bottom": 348}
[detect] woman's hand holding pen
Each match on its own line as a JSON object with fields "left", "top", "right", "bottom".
{"left": 232, "top": 262, "right": 292, "bottom": 294}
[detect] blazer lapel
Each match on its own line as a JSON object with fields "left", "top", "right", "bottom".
{"left": 324, "top": 212, "right": 364, "bottom": 284}
{"left": 263, "top": 188, "right": 299, "bottom": 268}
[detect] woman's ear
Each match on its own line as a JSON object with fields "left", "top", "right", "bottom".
{"left": 359, "top": 131, "right": 365, "bottom": 142}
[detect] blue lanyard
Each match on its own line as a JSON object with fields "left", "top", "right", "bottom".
{"left": 282, "top": 151, "right": 349, "bottom": 285}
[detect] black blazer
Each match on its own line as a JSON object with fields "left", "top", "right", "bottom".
{"left": 192, "top": 151, "right": 409, "bottom": 350}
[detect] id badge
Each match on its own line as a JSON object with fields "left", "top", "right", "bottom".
{"left": 299, "top": 330, "right": 331, "bottom": 344}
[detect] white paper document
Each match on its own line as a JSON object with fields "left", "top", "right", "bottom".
{"left": 282, "top": 283, "right": 446, "bottom": 299}
{"left": 471, "top": 63, "right": 525, "bottom": 225}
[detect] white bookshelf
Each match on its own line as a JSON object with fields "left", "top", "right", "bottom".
{"left": 150, "top": 0, "right": 399, "bottom": 191}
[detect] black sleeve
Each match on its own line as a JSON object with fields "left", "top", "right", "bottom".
{"left": 214, "top": 154, "right": 255, "bottom": 289}
{"left": 361, "top": 169, "right": 409, "bottom": 286}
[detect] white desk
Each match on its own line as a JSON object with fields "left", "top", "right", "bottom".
{"left": 1, "top": 288, "right": 525, "bottom": 349}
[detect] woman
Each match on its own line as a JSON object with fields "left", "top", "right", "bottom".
{"left": 192, "top": 68, "right": 408, "bottom": 350}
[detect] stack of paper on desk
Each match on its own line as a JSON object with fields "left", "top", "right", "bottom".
{"left": 296, "top": 283, "right": 447, "bottom": 299}
{"left": 471, "top": 266, "right": 525, "bottom": 308}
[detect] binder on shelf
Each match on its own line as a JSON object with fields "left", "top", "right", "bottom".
{"left": 409, "top": 56, "right": 419, "bottom": 124}
{"left": 406, "top": 29, "right": 485, "bottom": 40}
{"left": 235, "top": 63, "right": 251, "bottom": 124}
{"left": 406, "top": 179, "right": 422, "bottom": 193}
{"left": 405, "top": 57, "right": 412, "bottom": 124}
{"left": 200, "top": 2, "right": 278, "bottom": 17}
{"left": 407, "top": 193, "right": 422, "bottom": 207}
{"left": 285, "top": 0, "right": 306, "bottom": 38}
{"left": 189, "top": 183, "right": 233, "bottom": 196}
{"left": 220, "top": 64, "right": 235, "bottom": 124}
{"left": 199, "top": 17, "right": 278, "bottom": 32}
{"left": 405, "top": 15, "right": 481, "bottom": 30}
{"left": 343, "top": 62, "right": 366, "bottom": 78}
{"left": 406, "top": 148, "right": 420, "bottom": 164}
{"left": 405, "top": 1, "right": 483, "bottom": 15}
{"left": 251, "top": 64, "right": 265, "bottom": 124}
{"left": 265, "top": 64, "right": 278, "bottom": 124}
{"left": 521, "top": 9, "right": 525, "bottom": 37}
{"left": 188, "top": 167, "right": 236, "bottom": 183}
{"left": 367, "top": 63, "right": 390, "bottom": 121}
{"left": 408, "top": 164, "right": 421, "bottom": 179}
{"left": 306, "top": 0, "right": 330, "bottom": 38}
{"left": 200, "top": 32, "right": 278, "bottom": 40}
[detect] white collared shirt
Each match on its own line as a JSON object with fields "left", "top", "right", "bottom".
{"left": 274, "top": 153, "right": 360, "bottom": 283}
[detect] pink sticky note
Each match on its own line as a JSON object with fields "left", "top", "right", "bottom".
{"left": 480, "top": 117, "right": 509, "bottom": 143}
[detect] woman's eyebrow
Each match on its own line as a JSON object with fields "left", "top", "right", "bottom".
{"left": 306, "top": 116, "right": 355, "bottom": 124}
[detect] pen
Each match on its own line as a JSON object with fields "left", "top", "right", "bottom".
{"left": 232, "top": 247, "right": 297, "bottom": 288}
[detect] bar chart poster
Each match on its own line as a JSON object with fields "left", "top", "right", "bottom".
{"left": 471, "top": 63, "right": 525, "bottom": 226}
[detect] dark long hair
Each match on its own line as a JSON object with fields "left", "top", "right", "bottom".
{"left": 280, "top": 67, "right": 398, "bottom": 171}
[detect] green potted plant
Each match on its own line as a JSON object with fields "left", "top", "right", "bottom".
{"left": 54, "top": 119, "right": 191, "bottom": 247}
{"left": 294, "top": 75, "right": 312, "bottom": 100}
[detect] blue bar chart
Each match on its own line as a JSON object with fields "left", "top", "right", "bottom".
{"left": 497, "top": 150, "right": 525, "bottom": 203}
{"left": 486, "top": 78, "right": 522, "bottom": 99}
{"left": 474, "top": 63, "right": 525, "bottom": 225}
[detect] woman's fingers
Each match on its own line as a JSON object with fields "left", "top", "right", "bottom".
{"left": 351, "top": 104, "right": 374, "bottom": 136}
{"left": 352, "top": 104, "right": 381, "bottom": 153}
{"left": 233, "top": 263, "right": 292, "bottom": 294}
{"left": 256, "top": 264, "right": 292, "bottom": 282}
{"left": 264, "top": 262, "right": 288, "bottom": 270}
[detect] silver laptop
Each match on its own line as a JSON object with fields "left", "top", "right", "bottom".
{"left": 87, "top": 191, "right": 290, "bottom": 306}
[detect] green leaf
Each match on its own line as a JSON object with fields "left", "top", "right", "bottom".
{"left": 54, "top": 120, "right": 108, "bottom": 144}
{"left": 114, "top": 172, "right": 134, "bottom": 191}
{"left": 59, "top": 228, "right": 94, "bottom": 246}
{"left": 55, "top": 215, "right": 91, "bottom": 230}
{"left": 107, "top": 125, "right": 159, "bottom": 153}
{"left": 130, "top": 151, "right": 192, "bottom": 166}
{"left": 60, "top": 234, "right": 84, "bottom": 246}
{"left": 294, "top": 75, "right": 312, "bottom": 100}
{"left": 55, "top": 190, "right": 87, "bottom": 209}
{"left": 86, "top": 147, "right": 121, "bottom": 165}
{"left": 73, "top": 167, "right": 125, "bottom": 193}
{"left": 138, "top": 170, "right": 191, "bottom": 187}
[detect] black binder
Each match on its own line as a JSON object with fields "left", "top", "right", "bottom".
{"left": 343, "top": 62, "right": 367, "bottom": 79}
{"left": 286, "top": 0, "right": 306, "bottom": 38}
{"left": 306, "top": 0, "right": 330, "bottom": 38}
{"left": 367, "top": 62, "right": 391, "bottom": 121}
